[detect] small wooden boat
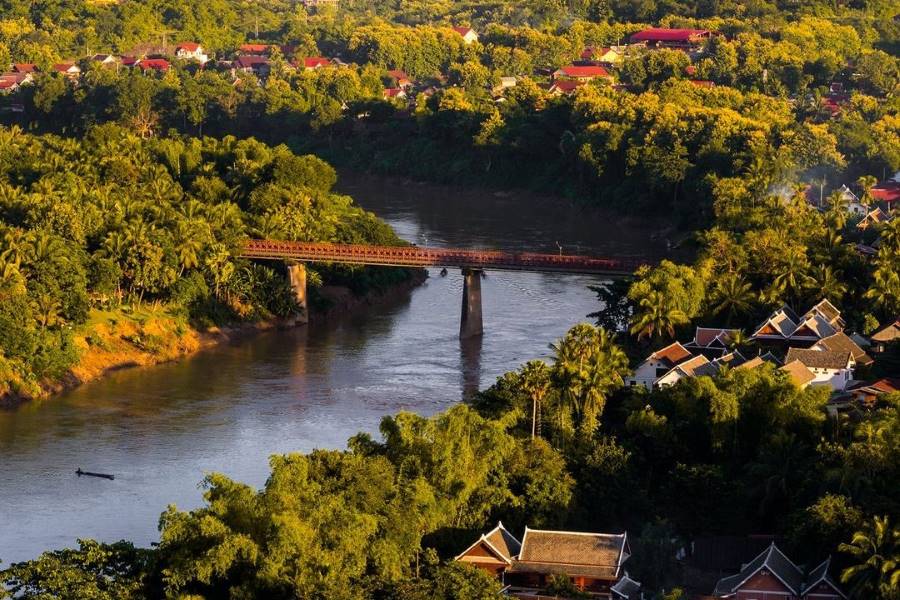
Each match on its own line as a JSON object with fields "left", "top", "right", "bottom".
{"left": 76, "top": 468, "right": 115, "bottom": 481}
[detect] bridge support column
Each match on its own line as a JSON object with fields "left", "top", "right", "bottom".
{"left": 286, "top": 261, "right": 308, "bottom": 324}
{"left": 460, "top": 268, "right": 483, "bottom": 339}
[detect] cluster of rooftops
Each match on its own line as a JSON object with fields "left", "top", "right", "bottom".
{"left": 628, "top": 300, "right": 898, "bottom": 403}
{"left": 455, "top": 524, "right": 845, "bottom": 599}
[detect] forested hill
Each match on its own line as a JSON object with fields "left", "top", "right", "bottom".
{"left": 0, "top": 125, "right": 408, "bottom": 401}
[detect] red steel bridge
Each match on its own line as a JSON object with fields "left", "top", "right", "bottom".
{"left": 239, "top": 240, "right": 647, "bottom": 275}
{"left": 239, "top": 239, "right": 648, "bottom": 338}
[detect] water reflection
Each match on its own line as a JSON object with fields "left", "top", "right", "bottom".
{"left": 459, "top": 335, "right": 483, "bottom": 400}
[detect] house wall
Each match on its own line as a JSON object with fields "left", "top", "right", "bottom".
{"left": 627, "top": 360, "right": 668, "bottom": 389}
{"left": 807, "top": 367, "right": 851, "bottom": 391}
{"left": 733, "top": 571, "right": 798, "bottom": 600}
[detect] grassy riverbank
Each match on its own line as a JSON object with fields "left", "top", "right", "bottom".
{"left": 0, "top": 267, "right": 426, "bottom": 409}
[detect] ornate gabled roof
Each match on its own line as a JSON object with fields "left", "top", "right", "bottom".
{"left": 804, "top": 299, "right": 842, "bottom": 325}
{"left": 803, "top": 557, "right": 848, "bottom": 598}
{"left": 713, "top": 543, "right": 803, "bottom": 596}
{"left": 689, "top": 327, "right": 741, "bottom": 348}
{"left": 454, "top": 521, "right": 521, "bottom": 564}
{"left": 752, "top": 310, "right": 798, "bottom": 338}
{"left": 510, "top": 528, "right": 629, "bottom": 580}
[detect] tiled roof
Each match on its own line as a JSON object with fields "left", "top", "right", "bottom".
{"left": 805, "top": 299, "right": 842, "bottom": 324}
{"left": 780, "top": 360, "right": 816, "bottom": 387}
{"left": 555, "top": 65, "right": 610, "bottom": 78}
{"left": 713, "top": 543, "right": 804, "bottom": 596}
{"left": 630, "top": 28, "right": 711, "bottom": 42}
{"left": 815, "top": 332, "right": 873, "bottom": 366}
{"left": 303, "top": 56, "right": 330, "bottom": 68}
{"left": 452, "top": 26, "right": 474, "bottom": 36}
{"left": 871, "top": 318, "right": 900, "bottom": 342}
{"left": 512, "top": 528, "right": 628, "bottom": 580}
{"left": 177, "top": 42, "right": 201, "bottom": 51}
{"left": 484, "top": 523, "right": 521, "bottom": 561}
{"left": 691, "top": 327, "right": 740, "bottom": 348}
{"left": 785, "top": 348, "right": 851, "bottom": 370}
{"left": 649, "top": 342, "right": 693, "bottom": 368}
{"left": 676, "top": 354, "right": 712, "bottom": 376}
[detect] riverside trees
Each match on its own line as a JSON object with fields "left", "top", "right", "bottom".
{"left": 0, "top": 125, "right": 408, "bottom": 400}
{"left": 3, "top": 322, "right": 896, "bottom": 598}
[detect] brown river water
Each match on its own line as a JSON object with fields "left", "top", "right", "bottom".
{"left": 0, "top": 173, "right": 674, "bottom": 562}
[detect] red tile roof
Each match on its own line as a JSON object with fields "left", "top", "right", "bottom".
{"left": 383, "top": 87, "right": 405, "bottom": 98}
{"left": 871, "top": 181, "right": 900, "bottom": 204}
{"left": 690, "top": 79, "right": 715, "bottom": 87}
{"left": 177, "top": 42, "right": 201, "bottom": 52}
{"left": 650, "top": 342, "right": 694, "bottom": 367}
{"left": 138, "top": 58, "right": 170, "bottom": 71}
{"left": 555, "top": 65, "right": 610, "bottom": 78}
{"left": 240, "top": 43, "right": 270, "bottom": 54}
{"left": 235, "top": 55, "right": 269, "bottom": 69}
{"left": 302, "top": 56, "right": 330, "bottom": 68}
{"left": 51, "top": 63, "right": 77, "bottom": 73}
{"left": 631, "top": 28, "right": 712, "bottom": 42}
{"left": 0, "top": 79, "right": 18, "bottom": 90}
{"left": 453, "top": 26, "right": 474, "bottom": 36}
{"left": 13, "top": 63, "right": 36, "bottom": 73}
{"left": 549, "top": 80, "right": 586, "bottom": 94}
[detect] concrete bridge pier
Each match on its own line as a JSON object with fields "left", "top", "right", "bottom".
{"left": 286, "top": 261, "right": 308, "bottom": 324}
{"left": 460, "top": 268, "right": 483, "bottom": 338}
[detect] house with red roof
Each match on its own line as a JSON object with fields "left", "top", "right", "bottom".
{"left": 627, "top": 342, "right": 694, "bottom": 389}
{"left": 234, "top": 55, "right": 270, "bottom": 76}
{"left": 452, "top": 26, "right": 479, "bottom": 44}
{"left": 553, "top": 64, "right": 611, "bottom": 82}
{"left": 51, "top": 63, "right": 81, "bottom": 78}
{"left": 175, "top": 42, "right": 209, "bottom": 63}
{"left": 12, "top": 63, "right": 36, "bottom": 74}
{"left": 239, "top": 43, "right": 270, "bottom": 55}
{"left": 383, "top": 87, "right": 407, "bottom": 100}
{"left": 630, "top": 28, "right": 713, "bottom": 48}
{"left": 137, "top": 58, "right": 171, "bottom": 73}
{"left": 871, "top": 180, "right": 900, "bottom": 207}
{"left": 300, "top": 56, "right": 330, "bottom": 70}
{"left": 0, "top": 77, "right": 19, "bottom": 93}
{"left": 386, "top": 69, "right": 412, "bottom": 88}
{"left": 690, "top": 79, "right": 715, "bottom": 88}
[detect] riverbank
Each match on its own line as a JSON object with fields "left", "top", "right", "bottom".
{"left": 0, "top": 270, "right": 427, "bottom": 411}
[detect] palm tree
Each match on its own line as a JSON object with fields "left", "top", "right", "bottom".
{"left": 629, "top": 290, "right": 689, "bottom": 340}
{"left": 809, "top": 264, "right": 848, "bottom": 304}
{"left": 826, "top": 190, "right": 849, "bottom": 230}
{"left": 519, "top": 360, "right": 551, "bottom": 439}
{"left": 856, "top": 175, "right": 878, "bottom": 208}
{"left": 711, "top": 273, "right": 755, "bottom": 324}
{"left": 771, "top": 248, "right": 813, "bottom": 309}
{"left": 840, "top": 516, "right": 900, "bottom": 599}
{"left": 864, "top": 264, "right": 900, "bottom": 318}
{"left": 551, "top": 324, "right": 629, "bottom": 442}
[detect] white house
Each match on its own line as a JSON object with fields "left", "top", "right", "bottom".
{"left": 453, "top": 26, "right": 479, "bottom": 44}
{"left": 655, "top": 354, "right": 718, "bottom": 387}
{"left": 175, "top": 42, "right": 209, "bottom": 64}
{"left": 627, "top": 342, "right": 694, "bottom": 389}
{"left": 784, "top": 347, "right": 854, "bottom": 391}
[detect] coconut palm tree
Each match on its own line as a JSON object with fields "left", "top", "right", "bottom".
{"left": 809, "top": 264, "right": 848, "bottom": 304}
{"left": 840, "top": 516, "right": 900, "bottom": 600}
{"left": 711, "top": 273, "right": 755, "bottom": 324}
{"left": 864, "top": 262, "right": 900, "bottom": 317}
{"left": 519, "top": 360, "right": 551, "bottom": 439}
{"left": 629, "top": 290, "right": 689, "bottom": 340}
{"left": 857, "top": 175, "right": 878, "bottom": 208}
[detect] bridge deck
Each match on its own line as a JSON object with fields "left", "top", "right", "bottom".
{"left": 239, "top": 240, "right": 645, "bottom": 275}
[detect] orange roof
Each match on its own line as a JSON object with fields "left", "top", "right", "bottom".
{"left": 780, "top": 360, "right": 816, "bottom": 388}
{"left": 177, "top": 42, "right": 201, "bottom": 51}
{"left": 650, "top": 342, "right": 693, "bottom": 367}
{"left": 555, "top": 65, "right": 610, "bottom": 78}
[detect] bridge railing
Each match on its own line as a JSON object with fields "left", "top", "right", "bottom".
{"left": 239, "top": 239, "right": 647, "bottom": 274}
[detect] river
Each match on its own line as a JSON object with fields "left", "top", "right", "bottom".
{"left": 0, "top": 174, "right": 672, "bottom": 562}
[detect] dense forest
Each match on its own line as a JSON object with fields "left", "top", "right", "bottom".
{"left": 0, "top": 126, "right": 410, "bottom": 400}
{"left": 0, "top": 0, "right": 898, "bottom": 597}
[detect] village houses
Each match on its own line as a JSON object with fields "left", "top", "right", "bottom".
{"left": 452, "top": 26, "right": 479, "bottom": 44}
{"left": 175, "top": 42, "right": 209, "bottom": 64}
{"left": 712, "top": 543, "right": 845, "bottom": 600}
{"left": 456, "top": 522, "right": 639, "bottom": 598}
